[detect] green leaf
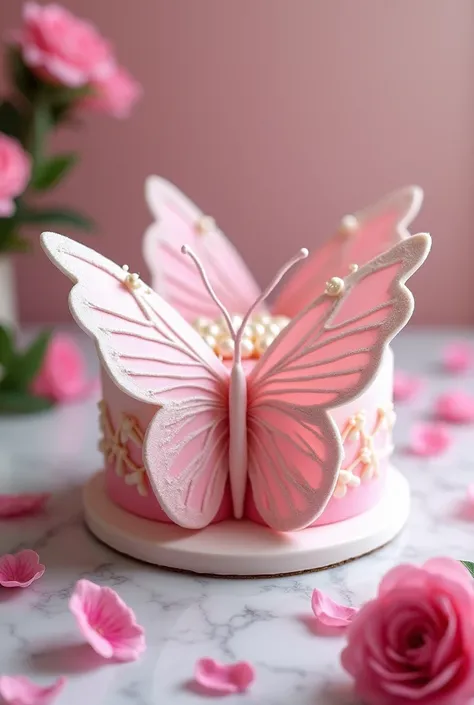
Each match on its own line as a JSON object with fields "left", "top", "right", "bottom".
{"left": 0, "top": 101, "right": 23, "bottom": 140}
{"left": 461, "top": 561, "right": 474, "bottom": 579}
{"left": 0, "top": 390, "right": 54, "bottom": 414}
{"left": 0, "top": 329, "right": 51, "bottom": 391}
{"left": 0, "top": 326, "right": 14, "bottom": 367}
{"left": 31, "top": 153, "right": 78, "bottom": 191}
{"left": 17, "top": 206, "right": 94, "bottom": 232}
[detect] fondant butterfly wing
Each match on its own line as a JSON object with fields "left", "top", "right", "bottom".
{"left": 143, "top": 176, "right": 264, "bottom": 321}
{"left": 41, "top": 231, "right": 230, "bottom": 529}
{"left": 273, "top": 185, "right": 423, "bottom": 317}
{"left": 248, "top": 233, "right": 431, "bottom": 531}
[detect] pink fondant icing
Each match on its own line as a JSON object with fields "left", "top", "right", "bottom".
{"left": 101, "top": 349, "right": 393, "bottom": 528}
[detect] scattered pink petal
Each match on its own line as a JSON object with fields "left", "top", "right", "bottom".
{"left": 393, "top": 371, "right": 423, "bottom": 402}
{"left": 0, "top": 675, "right": 66, "bottom": 705}
{"left": 0, "top": 550, "right": 45, "bottom": 588}
{"left": 435, "top": 391, "right": 474, "bottom": 424}
{"left": 194, "top": 658, "right": 255, "bottom": 695}
{"left": 69, "top": 579, "right": 145, "bottom": 661}
{"left": 409, "top": 422, "right": 452, "bottom": 457}
{"left": 0, "top": 493, "right": 50, "bottom": 519}
{"left": 442, "top": 342, "right": 473, "bottom": 373}
{"left": 311, "top": 589, "right": 358, "bottom": 632}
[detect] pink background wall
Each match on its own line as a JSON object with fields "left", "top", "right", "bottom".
{"left": 1, "top": 0, "right": 473, "bottom": 324}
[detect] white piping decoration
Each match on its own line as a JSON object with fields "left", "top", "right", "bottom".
{"left": 333, "top": 403, "right": 396, "bottom": 498}
{"left": 98, "top": 401, "right": 148, "bottom": 497}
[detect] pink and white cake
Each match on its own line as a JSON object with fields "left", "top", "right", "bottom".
{"left": 41, "top": 182, "right": 430, "bottom": 576}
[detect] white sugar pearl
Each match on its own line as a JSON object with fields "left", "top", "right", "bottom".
{"left": 325, "top": 277, "right": 345, "bottom": 297}
{"left": 231, "top": 314, "right": 244, "bottom": 330}
{"left": 216, "top": 337, "right": 235, "bottom": 359}
{"left": 339, "top": 214, "right": 358, "bottom": 234}
{"left": 203, "top": 334, "right": 217, "bottom": 350}
{"left": 247, "top": 322, "right": 266, "bottom": 338}
{"left": 207, "top": 323, "right": 222, "bottom": 338}
{"left": 194, "top": 316, "right": 212, "bottom": 332}
{"left": 255, "top": 334, "right": 274, "bottom": 356}
{"left": 265, "top": 322, "right": 281, "bottom": 337}
{"left": 274, "top": 316, "right": 290, "bottom": 329}
{"left": 253, "top": 314, "right": 271, "bottom": 325}
{"left": 239, "top": 337, "right": 255, "bottom": 359}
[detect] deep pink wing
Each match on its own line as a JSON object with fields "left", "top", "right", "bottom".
{"left": 41, "top": 231, "right": 230, "bottom": 529}
{"left": 246, "top": 233, "right": 431, "bottom": 531}
{"left": 143, "top": 176, "right": 264, "bottom": 321}
{"left": 273, "top": 185, "right": 423, "bottom": 317}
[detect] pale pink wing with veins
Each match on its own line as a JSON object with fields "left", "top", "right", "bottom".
{"left": 41, "top": 231, "right": 230, "bottom": 530}
{"left": 143, "top": 176, "right": 264, "bottom": 321}
{"left": 274, "top": 185, "right": 423, "bottom": 317}
{"left": 247, "top": 233, "right": 431, "bottom": 531}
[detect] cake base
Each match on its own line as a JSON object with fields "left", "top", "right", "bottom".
{"left": 83, "top": 466, "right": 409, "bottom": 577}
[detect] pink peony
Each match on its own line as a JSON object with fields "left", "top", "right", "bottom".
{"left": 31, "top": 333, "right": 97, "bottom": 403}
{"left": 0, "top": 134, "right": 31, "bottom": 216}
{"left": 341, "top": 558, "right": 474, "bottom": 705}
{"left": 18, "top": 2, "right": 114, "bottom": 87}
{"left": 85, "top": 65, "right": 142, "bottom": 118}
{"left": 69, "top": 579, "right": 146, "bottom": 661}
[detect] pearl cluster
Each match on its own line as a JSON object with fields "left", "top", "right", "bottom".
{"left": 193, "top": 313, "right": 291, "bottom": 360}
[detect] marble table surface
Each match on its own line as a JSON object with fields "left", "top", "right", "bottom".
{"left": 0, "top": 328, "right": 473, "bottom": 705}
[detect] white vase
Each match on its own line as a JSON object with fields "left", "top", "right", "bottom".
{"left": 0, "top": 255, "right": 17, "bottom": 329}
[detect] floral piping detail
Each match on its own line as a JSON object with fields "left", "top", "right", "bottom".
{"left": 333, "top": 404, "right": 395, "bottom": 499}
{"left": 98, "top": 401, "right": 148, "bottom": 497}
{"left": 98, "top": 401, "right": 394, "bottom": 503}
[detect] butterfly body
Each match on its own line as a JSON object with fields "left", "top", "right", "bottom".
{"left": 228, "top": 362, "right": 248, "bottom": 518}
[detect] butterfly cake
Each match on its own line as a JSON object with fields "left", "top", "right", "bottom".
{"left": 41, "top": 181, "right": 430, "bottom": 576}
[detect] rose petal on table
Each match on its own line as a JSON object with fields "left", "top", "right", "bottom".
{"left": 0, "top": 675, "right": 66, "bottom": 705}
{"left": 0, "top": 493, "right": 50, "bottom": 519}
{"left": 435, "top": 391, "right": 474, "bottom": 424}
{"left": 69, "top": 579, "right": 146, "bottom": 661}
{"left": 442, "top": 342, "right": 473, "bottom": 373}
{"left": 393, "top": 371, "right": 423, "bottom": 402}
{"left": 409, "top": 423, "right": 452, "bottom": 457}
{"left": 311, "top": 589, "right": 358, "bottom": 631}
{"left": 0, "top": 549, "right": 45, "bottom": 588}
{"left": 194, "top": 658, "right": 255, "bottom": 695}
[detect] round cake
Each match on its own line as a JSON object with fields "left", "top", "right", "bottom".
{"left": 40, "top": 179, "right": 430, "bottom": 576}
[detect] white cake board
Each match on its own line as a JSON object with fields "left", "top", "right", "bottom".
{"left": 83, "top": 467, "right": 410, "bottom": 577}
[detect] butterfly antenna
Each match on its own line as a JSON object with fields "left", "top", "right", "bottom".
{"left": 234, "top": 248, "right": 309, "bottom": 364}
{"left": 181, "top": 245, "right": 236, "bottom": 340}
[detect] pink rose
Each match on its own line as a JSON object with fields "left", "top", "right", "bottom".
{"left": 85, "top": 65, "right": 142, "bottom": 118}
{"left": 341, "top": 558, "right": 474, "bottom": 705}
{"left": 18, "top": 2, "right": 114, "bottom": 87}
{"left": 0, "top": 134, "right": 31, "bottom": 216}
{"left": 31, "top": 333, "right": 97, "bottom": 403}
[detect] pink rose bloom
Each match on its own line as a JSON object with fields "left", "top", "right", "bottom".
{"left": 31, "top": 333, "right": 97, "bottom": 403}
{"left": 18, "top": 2, "right": 114, "bottom": 87}
{"left": 85, "top": 65, "right": 142, "bottom": 118}
{"left": 341, "top": 558, "right": 474, "bottom": 705}
{"left": 0, "top": 134, "right": 31, "bottom": 216}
